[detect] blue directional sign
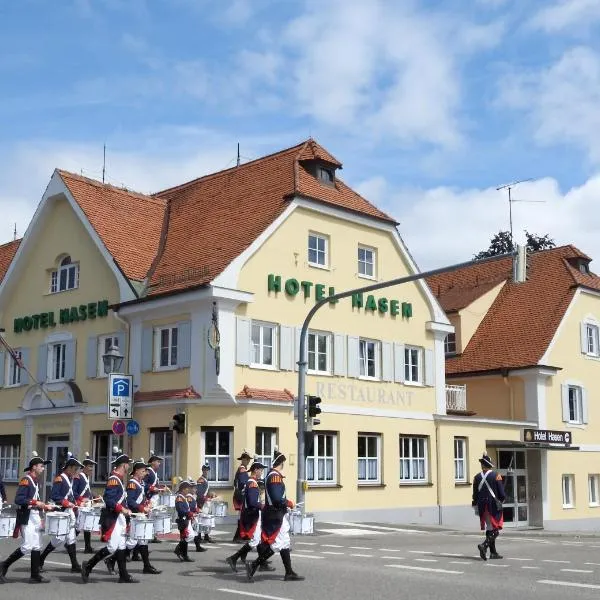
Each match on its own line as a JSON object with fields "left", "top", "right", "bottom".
{"left": 107, "top": 373, "right": 133, "bottom": 420}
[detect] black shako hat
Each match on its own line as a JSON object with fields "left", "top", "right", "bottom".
{"left": 131, "top": 458, "right": 149, "bottom": 472}
{"left": 237, "top": 449, "right": 252, "bottom": 460}
{"left": 111, "top": 447, "right": 133, "bottom": 468}
{"left": 201, "top": 462, "right": 210, "bottom": 471}
{"left": 479, "top": 454, "right": 494, "bottom": 469}
{"left": 63, "top": 452, "right": 84, "bottom": 469}
{"left": 24, "top": 451, "right": 51, "bottom": 472}
{"left": 249, "top": 458, "right": 267, "bottom": 471}
{"left": 148, "top": 450, "right": 163, "bottom": 463}
{"left": 272, "top": 449, "right": 286, "bottom": 469}
{"left": 177, "top": 479, "right": 193, "bottom": 492}
{"left": 82, "top": 451, "right": 97, "bottom": 467}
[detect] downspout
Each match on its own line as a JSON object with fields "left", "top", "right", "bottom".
{"left": 435, "top": 418, "right": 442, "bottom": 525}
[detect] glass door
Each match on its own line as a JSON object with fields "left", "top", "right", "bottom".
{"left": 497, "top": 450, "right": 529, "bottom": 527}
{"left": 44, "top": 436, "right": 69, "bottom": 501}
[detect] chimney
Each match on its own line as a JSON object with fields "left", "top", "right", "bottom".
{"left": 513, "top": 244, "right": 527, "bottom": 283}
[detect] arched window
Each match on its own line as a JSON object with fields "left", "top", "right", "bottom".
{"left": 50, "top": 255, "right": 79, "bottom": 293}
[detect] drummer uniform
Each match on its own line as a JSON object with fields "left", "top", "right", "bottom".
{"left": 186, "top": 488, "right": 207, "bottom": 553}
{"left": 73, "top": 465, "right": 96, "bottom": 553}
{"left": 173, "top": 484, "right": 196, "bottom": 562}
{"left": 232, "top": 460, "right": 249, "bottom": 542}
{"left": 196, "top": 466, "right": 216, "bottom": 544}
{"left": 143, "top": 458, "right": 163, "bottom": 543}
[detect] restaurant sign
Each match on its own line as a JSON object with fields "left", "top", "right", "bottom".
{"left": 523, "top": 429, "right": 572, "bottom": 446}
{"left": 13, "top": 299, "right": 110, "bottom": 333}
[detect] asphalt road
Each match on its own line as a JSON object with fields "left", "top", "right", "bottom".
{"left": 3, "top": 522, "right": 600, "bottom": 600}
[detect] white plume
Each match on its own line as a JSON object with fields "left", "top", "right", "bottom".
{"left": 31, "top": 450, "right": 38, "bottom": 458}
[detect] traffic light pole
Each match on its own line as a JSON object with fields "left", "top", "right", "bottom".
{"left": 295, "top": 252, "right": 510, "bottom": 514}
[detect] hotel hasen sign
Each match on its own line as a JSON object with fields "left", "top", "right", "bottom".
{"left": 13, "top": 299, "right": 110, "bottom": 333}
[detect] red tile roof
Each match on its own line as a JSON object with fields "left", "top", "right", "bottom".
{"left": 296, "top": 138, "right": 342, "bottom": 168}
{"left": 236, "top": 385, "right": 295, "bottom": 403}
{"left": 134, "top": 387, "right": 201, "bottom": 402}
{"left": 0, "top": 239, "right": 20, "bottom": 283}
{"left": 426, "top": 246, "right": 599, "bottom": 374}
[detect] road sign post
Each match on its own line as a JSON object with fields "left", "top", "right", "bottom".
{"left": 107, "top": 373, "right": 134, "bottom": 420}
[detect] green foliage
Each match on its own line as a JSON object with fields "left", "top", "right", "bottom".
{"left": 474, "top": 230, "right": 555, "bottom": 260}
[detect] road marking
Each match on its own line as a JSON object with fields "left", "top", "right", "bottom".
{"left": 521, "top": 566, "right": 539, "bottom": 570}
{"left": 218, "top": 588, "right": 294, "bottom": 600}
{"left": 561, "top": 569, "right": 593, "bottom": 573}
{"left": 543, "top": 560, "right": 570, "bottom": 564}
{"left": 449, "top": 561, "right": 469, "bottom": 565}
{"left": 350, "top": 553, "right": 373, "bottom": 558}
{"left": 382, "top": 556, "right": 405, "bottom": 560}
{"left": 293, "top": 554, "right": 324, "bottom": 560}
{"left": 438, "top": 553, "right": 463, "bottom": 557}
{"left": 486, "top": 564, "right": 508, "bottom": 568}
{"left": 44, "top": 560, "right": 70, "bottom": 566}
{"left": 294, "top": 548, "right": 314, "bottom": 553}
{"left": 508, "top": 557, "right": 534, "bottom": 561}
{"left": 585, "top": 562, "right": 600, "bottom": 566}
{"left": 322, "top": 521, "right": 426, "bottom": 533}
{"left": 408, "top": 550, "right": 433, "bottom": 555}
{"left": 380, "top": 548, "right": 401, "bottom": 552}
{"left": 561, "top": 541, "right": 583, "bottom": 545}
{"left": 296, "top": 542, "right": 317, "bottom": 545}
{"left": 218, "top": 543, "right": 240, "bottom": 547}
{"left": 321, "top": 551, "right": 344, "bottom": 555}
{"left": 414, "top": 559, "right": 438, "bottom": 563}
{"left": 538, "top": 580, "right": 600, "bottom": 590}
{"left": 350, "top": 546, "right": 372, "bottom": 550}
{"left": 321, "top": 544, "right": 343, "bottom": 548}
{"left": 319, "top": 528, "right": 387, "bottom": 536}
{"left": 386, "top": 564, "right": 462, "bottom": 575}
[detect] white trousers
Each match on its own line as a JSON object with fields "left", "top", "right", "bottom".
{"left": 125, "top": 537, "right": 148, "bottom": 550}
{"left": 270, "top": 513, "right": 291, "bottom": 553}
{"left": 180, "top": 523, "right": 195, "bottom": 543}
{"left": 249, "top": 513, "right": 262, "bottom": 549}
{"left": 106, "top": 513, "right": 127, "bottom": 553}
{"left": 51, "top": 509, "right": 77, "bottom": 546}
{"left": 20, "top": 511, "right": 43, "bottom": 554}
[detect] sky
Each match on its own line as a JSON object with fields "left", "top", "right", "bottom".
{"left": 2, "top": 0, "right": 600, "bottom": 270}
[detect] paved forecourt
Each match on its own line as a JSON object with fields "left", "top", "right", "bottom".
{"left": 3, "top": 522, "right": 600, "bottom": 599}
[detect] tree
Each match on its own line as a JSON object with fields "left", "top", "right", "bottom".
{"left": 474, "top": 230, "right": 555, "bottom": 260}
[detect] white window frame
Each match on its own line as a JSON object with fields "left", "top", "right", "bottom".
{"left": 399, "top": 435, "right": 428, "bottom": 483}
{"left": 255, "top": 427, "right": 277, "bottom": 469}
{"left": 50, "top": 256, "right": 79, "bottom": 294}
{"left": 358, "top": 433, "right": 381, "bottom": 484}
{"left": 568, "top": 385, "right": 584, "bottom": 424}
{"left": 154, "top": 325, "right": 178, "bottom": 371}
{"left": 149, "top": 429, "right": 174, "bottom": 482}
{"left": 47, "top": 342, "right": 67, "bottom": 382}
{"left": 444, "top": 333, "right": 457, "bottom": 355}
{"left": 308, "top": 232, "right": 329, "bottom": 269}
{"left": 202, "top": 429, "right": 232, "bottom": 486}
{"left": 97, "top": 334, "right": 119, "bottom": 378}
{"left": 0, "top": 436, "right": 20, "bottom": 481}
{"left": 307, "top": 331, "right": 332, "bottom": 375}
{"left": 404, "top": 346, "right": 422, "bottom": 384}
{"left": 589, "top": 474, "right": 600, "bottom": 507}
{"left": 306, "top": 432, "right": 337, "bottom": 485}
{"left": 358, "top": 245, "right": 376, "bottom": 279}
{"left": 92, "top": 432, "right": 123, "bottom": 484}
{"left": 359, "top": 338, "right": 380, "bottom": 380}
{"left": 454, "top": 437, "right": 467, "bottom": 483}
{"left": 585, "top": 322, "right": 600, "bottom": 357}
{"left": 5, "top": 348, "right": 22, "bottom": 387}
{"left": 251, "top": 321, "right": 277, "bottom": 369}
{"left": 562, "top": 474, "right": 575, "bottom": 508}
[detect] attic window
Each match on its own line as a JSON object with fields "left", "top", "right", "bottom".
{"left": 580, "top": 262, "right": 590, "bottom": 275}
{"left": 317, "top": 166, "right": 335, "bottom": 186}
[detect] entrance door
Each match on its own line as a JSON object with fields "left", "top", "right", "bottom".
{"left": 44, "top": 436, "right": 69, "bottom": 501}
{"left": 497, "top": 450, "right": 529, "bottom": 527}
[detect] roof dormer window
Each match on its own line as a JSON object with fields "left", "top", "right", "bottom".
{"left": 50, "top": 255, "right": 79, "bottom": 293}
{"left": 317, "top": 166, "right": 335, "bottom": 186}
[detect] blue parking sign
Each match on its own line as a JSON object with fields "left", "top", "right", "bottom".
{"left": 112, "top": 377, "right": 130, "bottom": 398}
{"left": 107, "top": 373, "right": 133, "bottom": 420}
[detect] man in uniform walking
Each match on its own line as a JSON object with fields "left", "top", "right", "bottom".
{"left": 144, "top": 451, "right": 166, "bottom": 544}
{"left": 472, "top": 453, "right": 506, "bottom": 561}
{"left": 73, "top": 452, "right": 99, "bottom": 554}
{"left": 232, "top": 449, "right": 251, "bottom": 542}
{"left": 173, "top": 479, "right": 196, "bottom": 562}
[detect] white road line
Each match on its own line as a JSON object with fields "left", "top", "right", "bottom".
{"left": 296, "top": 542, "right": 317, "bottom": 546}
{"left": 486, "top": 564, "right": 509, "bottom": 568}
{"left": 381, "top": 556, "right": 405, "bottom": 560}
{"left": 350, "top": 554, "right": 373, "bottom": 558}
{"left": 292, "top": 554, "right": 324, "bottom": 560}
{"left": 449, "top": 561, "right": 469, "bottom": 565}
{"left": 561, "top": 541, "right": 583, "bottom": 545}
{"left": 386, "top": 564, "right": 463, "bottom": 575}
{"left": 321, "top": 544, "right": 344, "bottom": 548}
{"left": 543, "top": 560, "right": 570, "bottom": 564}
{"left": 349, "top": 546, "right": 372, "bottom": 550}
{"left": 414, "top": 559, "right": 438, "bottom": 563}
{"left": 294, "top": 548, "right": 314, "bottom": 553}
{"left": 321, "top": 551, "right": 344, "bottom": 555}
{"left": 380, "top": 548, "right": 401, "bottom": 552}
{"left": 538, "top": 580, "right": 600, "bottom": 590}
{"left": 585, "top": 562, "right": 600, "bottom": 566}
{"left": 508, "top": 557, "right": 534, "bottom": 561}
{"left": 438, "top": 553, "right": 463, "bottom": 557}
{"left": 561, "top": 569, "right": 593, "bottom": 574}
{"left": 218, "top": 543, "right": 240, "bottom": 547}
{"left": 521, "top": 566, "right": 539, "bottom": 570}
{"left": 323, "top": 521, "right": 426, "bottom": 533}
{"left": 408, "top": 550, "right": 433, "bottom": 554}
{"left": 43, "top": 560, "right": 70, "bottom": 566}
{"left": 217, "top": 588, "right": 294, "bottom": 600}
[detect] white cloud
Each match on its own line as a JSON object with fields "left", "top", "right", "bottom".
{"left": 529, "top": 0, "right": 600, "bottom": 32}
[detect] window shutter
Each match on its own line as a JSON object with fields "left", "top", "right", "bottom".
{"left": 581, "top": 322, "right": 588, "bottom": 354}
{"left": 347, "top": 336, "right": 359, "bottom": 378}
{"left": 177, "top": 320, "right": 191, "bottom": 368}
{"left": 561, "top": 384, "right": 570, "bottom": 422}
{"left": 582, "top": 387, "right": 589, "bottom": 424}
{"left": 424, "top": 349, "right": 435, "bottom": 387}
{"left": 86, "top": 336, "right": 98, "bottom": 378}
{"left": 64, "top": 339, "right": 76, "bottom": 380}
{"left": 333, "top": 333, "right": 346, "bottom": 376}
{"left": 0, "top": 352, "right": 4, "bottom": 387}
{"left": 20, "top": 348, "right": 30, "bottom": 385}
{"left": 236, "top": 317, "right": 251, "bottom": 366}
{"left": 116, "top": 331, "right": 127, "bottom": 367}
{"left": 381, "top": 341, "right": 393, "bottom": 382}
{"left": 37, "top": 344, "right": 48, "bottom": 383}
{"left": 394, "top": 343, "right": 405, "bottom": 383}
{"left": 279, "top": 326, "right": 294, "bottom": 371}
{"left": 141, "top": 326, "right": 153, "bottom": 372}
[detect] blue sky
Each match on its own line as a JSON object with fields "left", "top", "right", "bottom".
{"left": 2, "top": 0, "right": 600, "bottom": 269}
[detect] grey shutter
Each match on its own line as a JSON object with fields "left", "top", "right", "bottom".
{"left": 394, "top": 343, "right": 405, "bottom": 383}
{"left": 561, "top": 384, "right": 570, "bottom": 422}
{"left": 86, "top": 336, "right": 98, "bottom": 378}
{"left": 37, "top": 343, "right": 48, "bottom": 382}
{"left": 381, "top": 341, "right": 393, "bottom": 382}
{"left": 20, "top": 347, "right": 30, "bottom": 385}
{"left": 64, "top": 339, "right": 76, "bottom": 380}
{"left": 581, "top": 322, "right": 588, "bottom": 354}
{"left": 0, "top": 352, "right": 4, "bottom": 387}
{"left": 279, "top": 326, "right": 294, "bottom": 371}
{"left": 141, "top": 326, "right": 153, "bottom": 372}
{"left": 116, "top": 331, "right": 127, "bottom": 369}
{"left": 333, "top": 333, "right": 346, "bottom": 376}
{"left": 236, "top": 317, "right": 251, "bottom": 366}
{"left": 424, "top": 349, "right": 435, "bottom": 386}
{"left": 177, "top": 320, "right": 191, "bottom": 368}
{"left": 347, "top": 336, "right": 359, "bottom": 378}
{"left": 582, "top": 387, "right": 589, "bottom": 424}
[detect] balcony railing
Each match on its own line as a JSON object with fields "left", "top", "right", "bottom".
{"left": 446, "top": 384, "right": 467, "bottom": 412}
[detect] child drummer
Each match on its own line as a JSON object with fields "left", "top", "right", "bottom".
{"left": 196, "top": 462, "right": 218, "bottom": 544}
{"left": 174, "top": 480, "right": 196, "bottom": 562}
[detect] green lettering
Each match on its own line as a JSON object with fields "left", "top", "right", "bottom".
{"left": 352, "top": 293, "right": 363, "bottom": 308}
{"left": 267, "top": 274, "right": 282, "bottom": 293}
{"left": 13, "top": 318, "right": 23, "bottom": 333}
{"left": 365, "top": 295, "right": 377, "bottom": 311}
{"left": 378, "top": 297, "right": 388, "bottom": 313}
{"left": 48, "top": 311, "right": 56, "bottom": 327}
{"left": 40, "top": 313, "right": 49, "bottom": 328}
{"left": 79, "top": 304, "right": 87, "bottom": 320}
{"left": 300, "top": 281, "right": 313, "bottom": 298}
{"left": 97, "top": 300, "right": 109, "bottom": 317}
{"left": 328, "top": 286, "right": 338, "bottom": 304}
{"left": 60, "top": 308, "right": 70, "bottom": 324}
{"left": 87, "top": 303, "right": 97, "bottom": 319}
{"left": 23, "top": 316, "right": 33, "bottom": 331}
{"left": 402, "top": 302, "right": 413, "bottom": 318}
{"left": 69, "top": 306, "right": 80, "bottom": 322}
{"left": 284, "top": 278, "right": 300, "bottom": 296}
{"left": 32, "top": 314, "right": 40, "bottom": 329}
{"left": 315, "top": 284, "right": 325, "bottom": 301}
{"left": 390, "top": 300, "right": 400, "bottom": 316}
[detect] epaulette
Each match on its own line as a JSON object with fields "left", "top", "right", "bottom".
{"left": 496, "top": 474, "right": 502, "bottom": 481}
{"left": 107, "top": 478, "right": 119, "bottom": 487}
{"left": 19, "top": 478, "right": 29, "bottom": 486}
{"left": 270, "top": 475, "right": 282, "bottom": 483}
{"left": 127, "top": 481, "right": 137, "bottom": 490}
{"left": 53, "top": 475, "right": 62, "bottom": 483}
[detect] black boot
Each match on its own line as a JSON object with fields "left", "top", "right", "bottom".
{"left": 39, "top": 542, "right": 55, "bottom": 572}
{"left": 131, "top": 546, "right": 141, "bottom": 561}
{"left": 149, "top": 536, "right": 162, "bottom": 544}
{"left": 81, "top": 546, "right": 110, "bottom": 583}
{"left": 83, "top": 531, "right": 95, "bottom": 554}
{"left": 0, "top": 548, "right": 24, "bottom": 583}
{"left": 489, "top": 530, "right": 503, "bottom": 559}
{"left": 174, "top": 541, "right": 194, "bottom": 562}
{"left": 194, "top": 535, "right": 207, "bottom": 552}
{"left": 477, "top": 532, "right": 491, "bottom": 561}
{"left": 281, "top": 548, "right": 304, "bottom": 581}
{"left": 204, "top": 533, "right": 216, "bottom": 544}
{"left": 245, "top": 543, "right": 273, "bottom": 582}
{"left": 30, "top": 550, "right": 50, "bottom": 584}
{"left": 124, "top": 548, "right": 132, "bottom": 562}
{"left": 232, "top": 521, "right": 241, "bottom": 543}
{"left": 140, "top": 545, "right": 161, "bottom": 574}
{"left": 226, "top": 543, "right": 251, "bottom": 572}
{"left": 66, "top": 543, "right": 82, "bottom": 573}
{"left": 116, "top": 549, "right": 138, "bottom": 583}
{"left": 104, "top": 553, "right": 117, "bottom": 575}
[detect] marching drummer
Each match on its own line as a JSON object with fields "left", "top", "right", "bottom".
{"left": 144, "top": 450, "right": 166, "bottom": 544}
{"left": 196, "top": 462, "right": 217, "bottom": 545}
{"left": 246, "top": 450, "right": 303, "bottom": 582}
{"left": 39, "top": 452, "right": 84, "bottom": 574}
{"left": 185, "top": 477, "right": 206, "bottom": 553}
{"left": 81, "top": 449, "right": 138, "bottom": 584}
{"left": 232, "top": 449, "right": 252, "bottom": 542}
{"left": 0, "top": 451, "right": 53, "bottom": 584}
{"left": 73, "top": 452, "right": 100, "bottom": 554}
{"left": 173, "top": 479, "right": 196, "bottom": 563}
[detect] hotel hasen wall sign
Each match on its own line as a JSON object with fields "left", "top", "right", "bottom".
{"left": 267, "top": 274, "right": 412, "bottom": 318}
{"left": 13, "top": 299, "right": 110, "bottom": 333}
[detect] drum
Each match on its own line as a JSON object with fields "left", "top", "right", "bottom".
{"left": 129, "top": 516, "right": 155, "bottom": 541}
{"left": 45, "top": 512, "right": 71, "bottom": 536}
{"left": 76, "top": 507, "right": 101, "bottom": 532}
{"left": 157, "top": 494, "right": 176, "bottom": 508}
{"left": 209, "top": 501, "right": 227, "bottom": 517}
{"left": 151, "top": 514, "right": 172, "bottom": 535}
{"left": 0, "top": 514, "right": 16, "bottom": 538}
{"left": 197, "top": 514, "right": 214, "bottom": 533}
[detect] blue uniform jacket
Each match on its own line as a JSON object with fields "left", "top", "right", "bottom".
{"left": 186, "top": 493, "right": 198, "bottom": 513}
{"left": 233, "top": 466, "right": 249, "bottom": 508}
{"left": 175, "top": 493, "right": 193, "bottom": 529}
{"left": 126, "top": 478, "right": 147, "bottom": 512}
{"left": 196, "top": 477, "right": 209, "bottom": 507}
{"left": 103, "top": 474, "right": 126, "bottom": 513}
{"left": 15, "top": 474, "right": 42, "bottom": 526}
{"left": 261, "top": 469, "right": 292, "bottom": 543}
{"left": 50, "top": 472, "right": 75, "bottom": 509}
{"left": 240, "top": 477, "right": 262, "bottom": 536}
{"left": 472, "top": 469, "right": 506, "bottom": 518}
{"left": 143, "top": 468, "right": 159, "bottom": 499}
{"left": 72, "top": 473, "right": 92, "bottom": 503}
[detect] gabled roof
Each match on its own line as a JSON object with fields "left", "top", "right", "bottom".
{"left": 0, "top": 239, "right": 21, "bottom": 284}
{"left": 427, "top": 246, "right": 600, "bottom": 375}
{"left": 296, "top": 138, "right": 342, "bottom": 168}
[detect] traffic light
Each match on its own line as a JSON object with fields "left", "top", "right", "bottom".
{"left": 170, "top": 413, "right": 186, "bottom": 434}
{"left": 307, "top": 395, "right": 322, "bottom": 420}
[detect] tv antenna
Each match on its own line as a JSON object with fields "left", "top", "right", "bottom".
{"left": 102, "top": 144, "right": 106, "bottom": 183}
{"left": 236, "top": 142, "right": 240, "bottom": 167}
{"left": 496, "top": 178, "right": 544, "bottom": 243}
